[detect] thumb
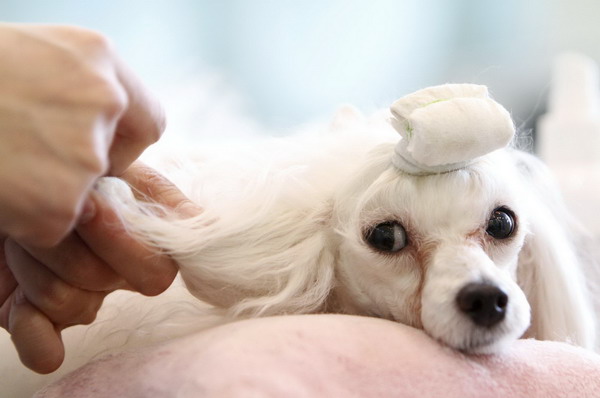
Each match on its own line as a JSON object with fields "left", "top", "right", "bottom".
{"left": 119, "top": 162, "right": 202, "bottom": 218}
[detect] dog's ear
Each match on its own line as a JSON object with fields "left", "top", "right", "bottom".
{"left": 329, "top": 105, "right": 365, "bottom": 131}
{"left": 514, "top": 152, "right": 596, "bottom": 348}
{"left": 178, "top": 202, "right": 337, "bottom": 318}
{"left": 99, "top": 176, "right": 337, "bottom": 318}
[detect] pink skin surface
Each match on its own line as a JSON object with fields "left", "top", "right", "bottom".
{"left": 35, "top": 314, "right": 600, "bottom": 398}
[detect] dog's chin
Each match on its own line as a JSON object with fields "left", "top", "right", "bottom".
{"left": 432, "top": 324, "right": 528, "bottom": 355}
{"left": 455, "top": 334, "right": 512, "bottom": 355}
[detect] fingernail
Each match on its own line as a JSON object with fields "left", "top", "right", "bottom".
{"left": 79, "top": 196, "right": 97, "bottom": 224}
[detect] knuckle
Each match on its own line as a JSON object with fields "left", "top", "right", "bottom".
{"left": 78, "top": 29, "right": 114, "bottom": 55}
{"left": 39, "top": 280, "right": 74, "bottom": 316}
{"left": 66, "top": 61, "right": 127, "bottom": 121}
{"left": 98, "top": 79, "right": 128, "bottom": 117}
{"left": 82, "top": 74, "right": 128, "bottom": 119}
{"left": 39, "top": 283, "right": 103, "bottom": 326}
{"left": 42, "top": 26, "right": 126, "bottom": 120}
{"left": 54, "top": 25, "right": 113, "bottom": 53}
{"left": 77, "top": 305, "right": 100, "bottom": 326}
{"left": 54, "top": 25, "right": 115, "bottom": 59}
{"left": 53, "top": 30, "right": 126, "bottom": 114}
{"left": 78, "top": 312, "right": 97, "bottom": 326}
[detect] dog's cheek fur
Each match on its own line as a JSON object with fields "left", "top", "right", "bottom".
{"left": 330, "top": 241, "right": 423, "bottom": 327}
{"left": 324, "top": 148, "right": 428, "bottom": 326}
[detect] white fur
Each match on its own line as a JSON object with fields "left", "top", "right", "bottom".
{"left": 100, "top": 107, "right": 597, "bottom": 353}
{"left": 2, "top": 106, "right": 598, "bottom": 397}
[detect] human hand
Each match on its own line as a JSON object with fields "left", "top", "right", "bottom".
{"left": 0, "top": 23, "right": 165, "bottom": 247}
{"left": 0, "top": 164, "right": 201, "bottom": 374}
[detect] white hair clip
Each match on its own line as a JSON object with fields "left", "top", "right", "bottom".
{"left": 390, "top": 84, "right": 515, "bottom": 175}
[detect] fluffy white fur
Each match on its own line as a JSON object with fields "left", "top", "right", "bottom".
{"left": 98, "top": 106, "right": 597, "bottom": 354}
{"left": 2, "top": 104, "right": 598, "bottom": 398}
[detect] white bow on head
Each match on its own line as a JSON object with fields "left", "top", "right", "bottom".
{"left": 390, "top": 84, "right": 515, "bottom": 175}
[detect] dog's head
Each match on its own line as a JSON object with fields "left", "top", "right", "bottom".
{"left": 330, "top": 147, "right": 532, "bottom": 353}
{"left": 324, "top": 85, "right": 594, "bottom": 352}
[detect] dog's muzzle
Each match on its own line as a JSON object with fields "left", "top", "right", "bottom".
{"left": 456, "top": 282, "right": 508, "bottom": 328}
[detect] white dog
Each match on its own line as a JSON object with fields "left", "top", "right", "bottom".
{"left": 97, "top": 83, "right": 596, "bottom": 355}
{"left": 3, "top": 83, "right": 599, "bottom": 397}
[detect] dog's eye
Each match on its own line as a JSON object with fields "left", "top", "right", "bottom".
{"left": 365, "top": 221, "right": 407, "bottom": 252}
{"left": 486, "top": 207, "right": 515, "bottom": 239}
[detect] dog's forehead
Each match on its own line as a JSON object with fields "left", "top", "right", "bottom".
{"left": 365, "top": 153, "right": 521, "bottom": 231}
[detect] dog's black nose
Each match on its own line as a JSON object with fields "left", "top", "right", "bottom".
{"left": 456, "top": 283, "right": 508, "bottom": 327}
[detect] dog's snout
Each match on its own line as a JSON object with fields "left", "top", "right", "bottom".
{"left": 456, "top": 283, "right": 508, "bottom": 328}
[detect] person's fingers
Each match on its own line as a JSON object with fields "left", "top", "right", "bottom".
{"left": 108, "top": 59, "right": 166, "bottom": 176}
{"left": 76, "top": 192, "right": 178, "bottom": 296}
{"left": 121, "top": 162, "right": 203, "bottom": 217}
{"left": 4, "top": 288, "right": 64, "bottom": 374}
{"left": 0, "top": 237, "right": 17, "bottom": 306}
{"left": 5, "top": 239, "right": 106, "bottom": 326}
{"left": 21, "top": 232, "right": 124, "bottom": 292}
{"left": 0, "top": 246, "right": 17, "bottom": 330}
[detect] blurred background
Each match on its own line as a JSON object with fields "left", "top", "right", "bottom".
{"left": 3, "top": 0, "right": 600, "bottom": 135}
{"left": 6, "top": 0, "right": 600, "bottom": 240}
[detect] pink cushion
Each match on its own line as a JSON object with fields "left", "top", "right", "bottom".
{"left": 35, "top": 315, "right": 600, "bottom": 397}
